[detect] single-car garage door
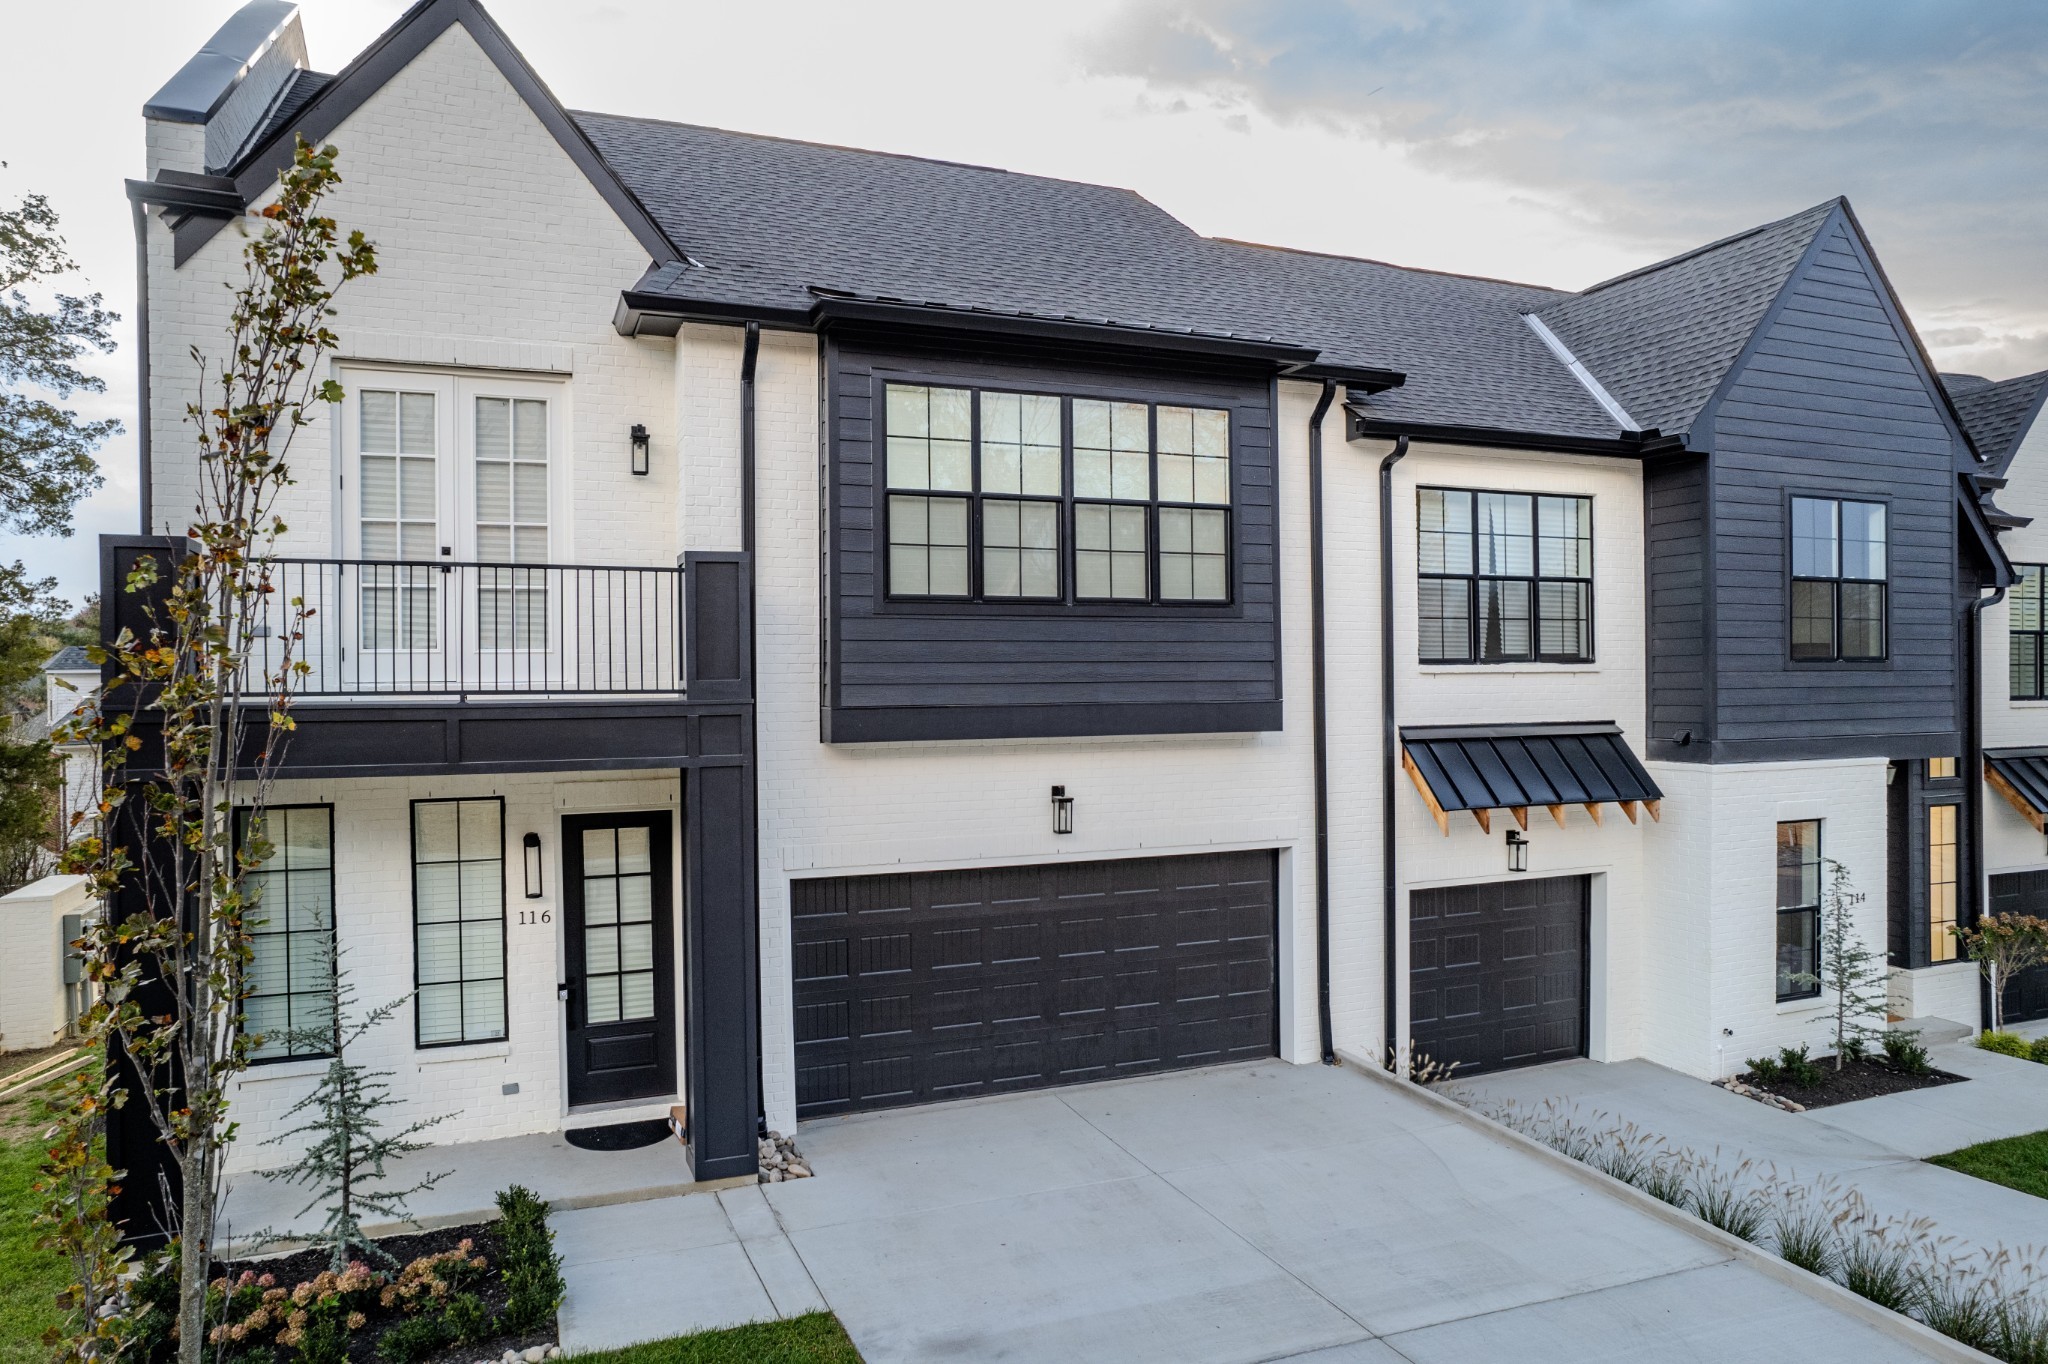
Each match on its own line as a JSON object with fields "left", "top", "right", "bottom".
{"left": 1987, "top": 872, "right": 2048, "bottom": 1023}
{"left": 1409, "top": 875, "right": 1587, "bottom": 1076}
{"left": 792, "top": 850, "right": 1277, "bottom": 1117}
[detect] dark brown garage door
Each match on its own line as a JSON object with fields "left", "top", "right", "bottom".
{"left": 1987, "top": 872, "right": 2048, "bottom": 1023}
{"left": 792, "top": 850, "right": 1277, "bottom": 1117}
{"left": 1409, "top": 875, "right": 1587, "bottom": 1076}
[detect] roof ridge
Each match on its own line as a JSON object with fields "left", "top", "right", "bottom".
{"left": 1210, "top": 236, "right": 1569, "bottom": 294}
{"left": 1568, "top": 197, "right": 1842, "bottom": 299}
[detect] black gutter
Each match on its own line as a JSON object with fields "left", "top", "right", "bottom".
{"left": 123, "top": 175, "right": 242, "bottom": 219}
{"left": 1377, "top": 434, "right": 1410, "bottom": 1069}
{"left": 741, "top": 323, "right": 760, "bottom": 555}
{"left": 129, "top": 197, "right": 153, "bottom": 535}
{"left": 1967, "top": 579, "right": 2005, "bottom": 1030}
{"left": 739, "top": 320, "right": 762, "bottom": 1133}
{"left": 1308, "top": 379, "right": 1337, "bottom": 1065}
{"left": 1347, "top": 411, "right": 1671, "bottom": 460}
{"left": 810, "top": 295, "right": 1321, "bottom": 367}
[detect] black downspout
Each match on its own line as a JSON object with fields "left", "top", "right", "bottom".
{"left": 1308, "top": 381, "right": 1337, "bottom": 1064}
{"left": 740, "top": 322, "right": 762, "bottom": 1132}
{"left": 1378, "top": 435, "right": 1411, "bottom": 1068}
{"left": 1966, "top": 581, "right": 2004, "bottom": 1029}
{"left": 130, "top": 198, "right": 152, "bottom": 534}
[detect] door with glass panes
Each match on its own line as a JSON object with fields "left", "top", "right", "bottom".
{"left": 339, "top": 370, "right": 560, "bottom": 691}
{"left": 562, "top": 812, "right": 677, "bottom": 1106}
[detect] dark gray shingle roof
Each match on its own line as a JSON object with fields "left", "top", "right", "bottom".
{"left": 1949, "top": 370, "right": 2048, "bottom": 474}
{"left": 43, "top": 646, "right": 92, "bottom": 671}
{"left": 575, "top": 114, "right": 1617, "bottom": 438}
{"left": 1942, "top": 373, "right": 1994, "bottom": 397}
{"left": 1533, "top": 201, "right": 1840, "bottom": 437}
{"left": 238, "top": 68, "right": 334, "bottom": 170}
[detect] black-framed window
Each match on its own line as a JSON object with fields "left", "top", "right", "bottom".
{"left": 1790, "top": 496, "right": 1886, "bottom": 661}
{"left": 1417, "top": 488, "right": 1593, "bottom": 663}
{"left": 882, "top": 381, "right": 1231, "bottom": 605}
{"left": 1776, "top": 819, "right": 1822, "bottom": 1001}
{"left": 1928, "top": 802, "right": 1959, "bottom": 964}
{"left": 412, "top": 798, "right": 507, "bottom": 1046}
{"left": 2011, "top": 565, "right": 2045, "bottom": 698}
{"left": 237, "top": 805, "right": 336, "bottom": 1062}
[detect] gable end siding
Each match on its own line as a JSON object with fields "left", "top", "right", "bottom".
{"left": 822, "top": 335, "right": 1283, "bottom": 742}
{"left": 1706, "top": 221, "right": 1962, "bottom": 759}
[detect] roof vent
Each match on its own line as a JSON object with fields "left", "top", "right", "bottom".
{"left": 144, "top": 1, "right": 307, "bottom": 173}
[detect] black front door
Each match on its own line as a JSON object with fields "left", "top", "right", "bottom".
{"left": 564, "top": 812, "right": 677, "bottom": 1106}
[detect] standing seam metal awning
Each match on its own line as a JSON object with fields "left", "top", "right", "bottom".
{"left": 1400, "top": 722, "right": 1663, "bottom": 835}
{"left": 1985, "top": 749, "right": 2048, "bottom": 833}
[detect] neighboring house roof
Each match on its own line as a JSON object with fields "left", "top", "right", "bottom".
{"left": 1532, "top": 201, "right": 1840, "bottom": 438}
{"left": 43, "top": 647, "right": 92, "bottom": 671}
{"left": 239, "top": 67, "right": 333, "bottom": 165}
{"left": 1946, "top": 369, "right": 2048, "bottom": 475}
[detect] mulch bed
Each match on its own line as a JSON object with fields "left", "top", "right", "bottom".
{"left": 218, "top": 1220, "right": 557, "bottom": 1364}
{"left": 1735, "top": 1056, "right": 1968, "bottom": 1110}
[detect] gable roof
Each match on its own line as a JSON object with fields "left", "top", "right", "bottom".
{"left": 1532, "top": 201, "right": 1840, "bottom": 438}
{"left": 1946, "top": 369, "right": 2048, "bottom": 474}
{"left": 43, "top": 646, "right": 92, "bottom": 672}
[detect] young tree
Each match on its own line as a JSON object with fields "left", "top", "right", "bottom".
{"left": 1806, "top": 857, "right": 1889, "bottom": 1070}
{"left": 260, "top": 956, "right": 449, "bottom": 1271}
{"left": 1954, "top": 912, "right": 2048, "bottom": 1033}
{"left": 49, "top": 138, "right": 375, "bottom": 1364}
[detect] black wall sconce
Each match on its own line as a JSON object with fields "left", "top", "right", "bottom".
{"left": 1051, "top": 786, "right": 1074, "bottom": 835}
{"left": 1505, "top": 828, "right": 1528, "bottom": 874}
{"left": 523, "top": 831, "right": 544, "bottom": 898}
{"left": 629, "top": 423, "right": 651, "bottom": 477}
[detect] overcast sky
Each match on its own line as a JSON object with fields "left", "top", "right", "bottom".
{"left": 5, "top": 0, "right": 2044, "bottom": 601}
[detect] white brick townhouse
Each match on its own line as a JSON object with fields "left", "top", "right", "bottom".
{"left": 105, "top": 0, "right": 2014, "bottom": 1230}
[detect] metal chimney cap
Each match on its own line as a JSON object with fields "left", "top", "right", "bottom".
{"left": 144, "top": 1, "right": 301, "bottom": 123}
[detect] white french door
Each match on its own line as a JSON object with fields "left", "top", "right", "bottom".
{"left": 339, "top": 369, "right": 563, "bottom": 692}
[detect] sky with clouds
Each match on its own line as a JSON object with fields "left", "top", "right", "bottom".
{"left": 4, "top": 0, "right": 2043, "bottom": 600}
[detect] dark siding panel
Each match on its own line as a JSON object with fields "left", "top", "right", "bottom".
{"left": 826, "top": 336, "right": 1283, "bottom": 742}
{"left": 1645, "top": 453, "right": 1709, "bottom": 755}
{"left": 1705, "top": 220, "right": 1963, "bottom": 757}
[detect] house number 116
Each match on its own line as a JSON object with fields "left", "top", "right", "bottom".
{"left": 518, "top": 910, "right": 552, "bottom": 926}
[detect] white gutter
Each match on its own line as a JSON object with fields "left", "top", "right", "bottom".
{"left": 1523, "top": 313, "right": 1641, "bottom": 434}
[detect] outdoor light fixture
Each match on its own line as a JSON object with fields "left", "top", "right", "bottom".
{"left": 523, "top": 831, "right": 544, "bottom": 898}
{"left": 629, "top": 423, "right": 651, "bottom": 476}
{"left": 1051, "top": 786, "right": 1074, "bottom": 835}
{"left": 1505, "top": 829, "right": 1528, "bottom": 874}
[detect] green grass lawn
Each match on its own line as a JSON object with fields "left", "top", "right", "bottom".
{"left": 567, "top": 1314, "right": 862, "bottom": 1364}
{"left": 1929, "top": 1128, "right": 2048, "bottom": 1201}
{"left": 0, "top": 1128, "right": 70, "bottom": 1364}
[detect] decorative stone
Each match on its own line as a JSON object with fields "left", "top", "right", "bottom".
{"left": 525, "top": 1348, "right": 547, "bottom": 1363}
{"left": 790, "top": 1163, "right": 811, "bottom": 1177}
{"left": 547, "top": 1351, "right": 562, "bottom": 1361}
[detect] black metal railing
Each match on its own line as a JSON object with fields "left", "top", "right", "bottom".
{"left": 243, "top": 557, "right": 685, "bottom": 697}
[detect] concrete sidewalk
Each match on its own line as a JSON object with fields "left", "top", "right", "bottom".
{"left": 554, "top": 1061, "right": 1957, "bottom": 1362}
{"left": 1450, "top": 1038, "right": 2048, "bottom": 1269}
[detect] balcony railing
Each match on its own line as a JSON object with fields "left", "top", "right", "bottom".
{"left": 244, "top": 557, "right": 684, "bottom": 698}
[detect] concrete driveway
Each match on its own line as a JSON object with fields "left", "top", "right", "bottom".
{"left": 555, "top": 1061, "right": 1949, "bottom": 1362}
{"left": 1451, "top": 1041, "right": 2048, "bottom": 1271}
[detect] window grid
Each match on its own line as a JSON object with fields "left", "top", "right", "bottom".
{"left": 1929, "top": 803, "right": 1959, "bottom": 964}
{"left": 358, "top": 388, "right": 438, "bottom": 651}
{"left": 579, "top": 825, "right": 658, "bottom": 1025}
{"left": 881, "top": 382, "right": 1232, "bottom": 607}
{"left": 1416, "top": 487, "right": 1594, "bottom": 664}
{"left": 238, "top": 805, "right": 336, "bottom": 1063}
{"left": 475, "top": 396, "right": 550, "bottom": 650}
{"left": 1790, "top": 496, "right": 1887, "bottom": 662}
{"left": 1776, "top": 820, "right": 1822, "bottom": 1002}
{"left": 411, "top": 798, "right": 507, "bottom": 1047}
{"left": 2012, "top": 566, "right": 2046, "bottom": 699}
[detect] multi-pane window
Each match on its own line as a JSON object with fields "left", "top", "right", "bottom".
{"left": 358, "top": 389, "right": 438, "bottom": 649}
{"left": 238, "top": 806, "right": 336, "bottom": 1062}
{"left": 1776, "top": 820, "right": 1822, "bottom": 1002}
{"left": 580, "top": 825, "right": 657, "bottom": 1025}
{"left": 1790, "top": 496, "right": 1886, "bottom": 661}
{"left": 2011, "top": 565, "right": 2046, "bottom": 699}
{"left": 412, "top": 799, "right": 507, "bottom": 1046}
{"left": 882, "top": 382, "right": 1232, "bottom": 605}
{"left": 1417, "top": 488, "right": 1593, "bottom": 663}
{"left": 475, "top": 396, "right": 549, "bottom": 650}
{"left": 1929, "top": 803, "right": 1959, "bottom": 963}
{"left": 1927, "top": 757, "right": 1957, "bottom": 780}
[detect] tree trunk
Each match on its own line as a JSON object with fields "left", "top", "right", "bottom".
{"left": 175, "top": 1151, "right": 213, "bottom": 1364}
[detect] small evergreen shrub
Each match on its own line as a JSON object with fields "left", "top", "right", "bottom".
{"left": 442, "top": 1291, "right": 493, "bottom": 1345}
{"left": 495, "top": 1185, "right": 566, "bottom": 1334}
{"left": 1979, "top": 1030, "right": 2033, "bottom": 1059}
{"left": 2030, "top": 1036, "right": 2048, "bottom": 1066}
{"left": 374, "top": 1312, "right": 452, "bottom": 1364}
{"left": 1881, "top": 1029, "right": 1932, "bottom": 1076}
{"left": 1777, "top": 1044, "right": 1825, "bottom": 1088}
{"left": 1744, "top": 1055, "right": 1783, "bottom": 1085}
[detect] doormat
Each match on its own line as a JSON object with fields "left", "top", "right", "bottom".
{"left": 564, "top": 1119, "right": 672, "bottom": 1152}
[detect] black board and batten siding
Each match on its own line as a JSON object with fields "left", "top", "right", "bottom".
{"left": 1647, "top": 214, "right": 1968, "bottom": 763}
{"left": 822, "top": 333, "right": 1283, "bottom": 742}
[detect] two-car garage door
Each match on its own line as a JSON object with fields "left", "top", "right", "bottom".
{"left": 792, "top": 851, "right": 1277, "bottom": 1118}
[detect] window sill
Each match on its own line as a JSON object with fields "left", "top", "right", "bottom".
{"left": 1775, "top": 998, "right": 1826, "bottom": 1015}
{"left": 237, "top": 1056, "right": 333, "bottom": 1084}
{"left": 415, "top": 1041, "right": 512, "bottom": 1066}
{"left": 1415, "top": 664, "right": 1603, "bottom": 676}
{"left": 2008, "top": 700, "right": 2048, "bottom": 708}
